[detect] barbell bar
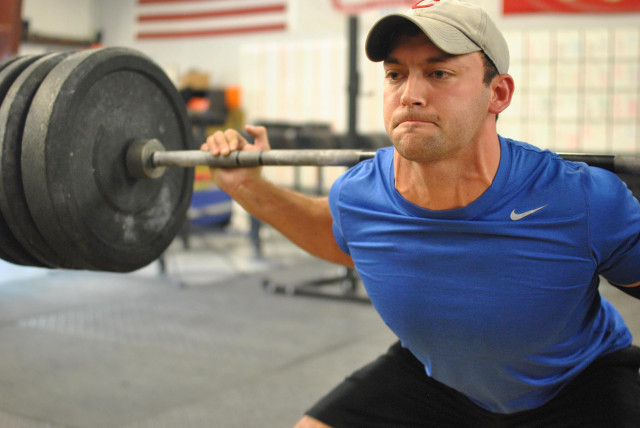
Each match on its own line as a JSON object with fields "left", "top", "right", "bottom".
{"left": 126, "top": 138, "right": 378, "bottom": 179}
{"left": 0, "top": 46, "right": 638, "bottom": 274}
{"left": 125, "top": 138, "right": 640, "bottom": 179}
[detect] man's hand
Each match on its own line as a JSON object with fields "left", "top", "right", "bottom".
{"left": 200, "top": 125, "right": 270, "bottom": 196}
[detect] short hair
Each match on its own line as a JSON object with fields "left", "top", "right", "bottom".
{"left": 481, "top": 53, "right": 500, "bottom": 86}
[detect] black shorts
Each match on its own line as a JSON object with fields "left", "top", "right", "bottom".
{"left": 306, "top": 341, "right": 640, "bottom": 427}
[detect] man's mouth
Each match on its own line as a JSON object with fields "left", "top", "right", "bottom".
{"left": 395, "top": 118, "right": 437, "bottom": 127}
{"left": 393, "top": 113, "right": 438, "bottom": 128}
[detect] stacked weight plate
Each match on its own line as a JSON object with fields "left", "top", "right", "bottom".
{"left": 0, "top": 47, "right": 194, "bottom": 272}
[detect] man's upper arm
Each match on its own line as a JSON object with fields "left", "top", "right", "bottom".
{"left": 588, "top": 168, "right": 640, "bottom": 286}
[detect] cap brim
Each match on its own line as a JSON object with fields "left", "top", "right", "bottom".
{"left": 365, "top": 14, "right": 480, "bottom": 62}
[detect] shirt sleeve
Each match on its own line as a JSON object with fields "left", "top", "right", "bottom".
{"left": 587, "top": 167, "right": 640, "bottom": 285}
{"left": 328, "top": 173, "right": 350, "bottom": 255}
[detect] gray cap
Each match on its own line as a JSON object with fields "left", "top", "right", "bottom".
{"left": 365, "top": 0, "right": 509, "bottom": 74}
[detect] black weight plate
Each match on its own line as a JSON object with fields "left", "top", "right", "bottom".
{"left": 618, "top": 173, "right": 640, "bottom": 202}
{"left": 0, "top": 56, "right": 21, "bottom": 73}
{"left": 0, "top": 52, "right": 70, "bottom": 268}
{"left": 0, "top": 55, "right": 45, "bottom": 266}
{"left": 22, "top": 47, "right": 194, "bottom": 272}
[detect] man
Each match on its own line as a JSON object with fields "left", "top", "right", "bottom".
{"left": 202, "top": 1, "right": 640, "bottom": 426}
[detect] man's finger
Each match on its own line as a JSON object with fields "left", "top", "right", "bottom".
{"left": 244, "top": 125, "right": 270, "bottom": 150}
{"left": 224, "top": 128, "right": 242, "bottom": 151}
{"left": 213, "top": 130, "right": 232, "bottom": 155}
{"left": 203, "top": 134, "right": 221, "bottom": 156}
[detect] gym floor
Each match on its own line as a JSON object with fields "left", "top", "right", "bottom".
{"left": 0, "top": 224, "right": 638, "bottom": 428}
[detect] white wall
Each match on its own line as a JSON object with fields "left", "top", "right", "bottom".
{"left": 22, "top": 0, "right": 97, "bottom": 40}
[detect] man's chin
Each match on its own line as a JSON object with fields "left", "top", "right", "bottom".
{"left": 392, "top": 137, "right": 448, "bottom": 163}
{"left": 392, "top": 131, "right": 438, "bottom": 150}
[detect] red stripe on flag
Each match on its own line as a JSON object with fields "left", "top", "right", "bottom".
{"left": 504, "top": 0, "right": 640, "bottom": 14}
{"left": 137, "top": 23, "right": 286, "bottom": 39}
{"left": 139, "top": 5, "right": 285, "bottom": 21}
{"left": 139, "top": 0, "right": 231, "bottom": 4}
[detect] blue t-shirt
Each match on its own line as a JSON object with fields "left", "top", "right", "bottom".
{"left": 329, "top": 136, "right": 640, "bottom": 414}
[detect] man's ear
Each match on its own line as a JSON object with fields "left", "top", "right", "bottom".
{"left": 489, "top": 74, "right": 515, "bottom": 115}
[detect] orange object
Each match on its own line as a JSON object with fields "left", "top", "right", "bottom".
{"left": 225, "top": 86, "right": 241, "bottom": 109}
{"left": 186, "top": 96, "right": 210, "bottom": 112}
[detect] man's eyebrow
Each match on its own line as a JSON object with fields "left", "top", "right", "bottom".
{"left": 428, "top": 53, "right": 457, "bottom": 63}
{"left": 383, "top": 53, "right": 457, "bottom": 65}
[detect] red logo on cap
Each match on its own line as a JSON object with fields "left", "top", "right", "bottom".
{"left": 413, "top": 0, "right": 441, "bottom": 8}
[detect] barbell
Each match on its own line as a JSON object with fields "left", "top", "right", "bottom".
{"left": 0, "top": 47, "right": 638, "bottom": 273}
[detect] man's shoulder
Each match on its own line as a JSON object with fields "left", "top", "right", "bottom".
{"left": 502, "top": 136, "right": 587, "bottom": 180}
{"left": 340, "top": 146, "right": 393, "bottom": 182}
{"left": 330, "top": 146, "right": 392, "bottom": 202}
{"left": 502, "top": 136, "right": 562, "bottom": 165}
{"left": 502, "top": 136, "right": 634, "bottom": 207}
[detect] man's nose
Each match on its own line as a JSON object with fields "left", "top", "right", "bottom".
{"left": 400, "top": 75, "right": 427, "bottom": 107}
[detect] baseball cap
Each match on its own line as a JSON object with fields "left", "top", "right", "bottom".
{"left": 365, "top": 0, "right": 509, "bottom": 74}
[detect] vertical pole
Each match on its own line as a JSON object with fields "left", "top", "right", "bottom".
{"left": 345, "top": 14, "right": 360, "bottom": 287}
{"left": 347, "top": 15, "right": 359, "bottom": 148}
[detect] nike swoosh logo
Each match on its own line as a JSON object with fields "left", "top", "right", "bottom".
{"left": 510, "top": 205, "right": 548, "bottom": 221}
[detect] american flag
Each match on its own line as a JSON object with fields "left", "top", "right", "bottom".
{"left": 135, "top": 0, "right": 289, "bottom": 40}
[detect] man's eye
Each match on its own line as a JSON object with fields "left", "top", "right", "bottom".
{"left": 386, "top": 71, "right": 400, "bottom": 80}
{"left": 431, "top": 70, "right": 449, "bottom": 79}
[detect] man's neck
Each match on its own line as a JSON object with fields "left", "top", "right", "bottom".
{"left": 393, "top": 135, "right": 501, "bottom": 211}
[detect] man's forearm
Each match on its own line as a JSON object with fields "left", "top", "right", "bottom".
{"left": 227, "top": 177, "right": 353, "bottom": 267}
{"left": 611, "top": 282, "right": 640, "bottom": 300}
